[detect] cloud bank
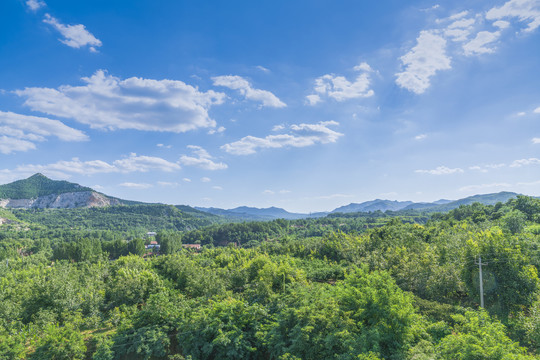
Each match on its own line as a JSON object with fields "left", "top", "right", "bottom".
{"left": 307, "top": 62, "right": 375, "bottom": 104}
{"left": 0, "top": 153, "right": 182, "bottom": 183}
{"left": 212, "top": 75, "right": 286, "bottom": 108}
{"left": 179, "top": 145, "right": 228, "bottom": 170}
{"left": 0, "top": 111, "right": 87, "bottom": 154}
{"left": 16, "top": 70, "right": 225, "bottom": 133}
{"left": 222, "top": 121, "right": 343, "bottom": 155}
{"left": 396, "top": 0, "right": 540, "bottom": 93}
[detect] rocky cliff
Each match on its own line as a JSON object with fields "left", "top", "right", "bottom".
{"left": 0, "top": 191, "right": 122, "bottom": 209}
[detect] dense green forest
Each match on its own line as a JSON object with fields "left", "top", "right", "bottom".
{"left": 0, "top": 173, "right": 93, "bottom": 199}
{"left": 7, "top": 204, "right": 223, "bottom": 233}
{"left": 2, "top": 196, "right": 540, "bottom": 358}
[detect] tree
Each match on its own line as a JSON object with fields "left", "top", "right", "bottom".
{"left": 127, "top": 238, "right": 145, "bottom": 256}
{"left": 158, "top": 232, "right": 182, "bottom": 254}
{"left": 437, "top": 311, "right": 532, "bottom": 359}
{"left": 502, "top": 210, "right": 527, "bottom": 235}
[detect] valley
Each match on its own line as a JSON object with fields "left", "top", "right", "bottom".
{"left": 1, "top": 175, "right": 540, "bottom": 359}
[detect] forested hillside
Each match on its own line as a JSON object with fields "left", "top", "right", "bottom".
{"left": 2, "top": 196, "right": 540, "bottom": 359}
{"left": 0, "top": 173, "right": 92, "bottom": 199}
{"left": 5, "top": 204, "right": 223, "bottom": 233}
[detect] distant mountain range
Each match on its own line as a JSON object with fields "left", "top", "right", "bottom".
{"left": 196, "top": 192, "right": 521, "bottom": 220}
{"left": 195, "top": 206, "right": 311, "bottom": 221}
{"left": 331, "top": 192, "right": 519, "bottom": 214}
{"left": 0, "top": 174, "right": 523, "bottom": 220}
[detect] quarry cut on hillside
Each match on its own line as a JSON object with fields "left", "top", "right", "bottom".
{"left": 0, "top": 191, "right": 122, "bottom": 209}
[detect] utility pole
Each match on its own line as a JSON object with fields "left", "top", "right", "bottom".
{"left": 476, "top": 256, "right": 488, "bottom": 308}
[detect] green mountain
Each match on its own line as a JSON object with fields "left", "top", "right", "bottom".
{"left": 402, "top": 192, "right": 520, "bottom": 212}
{"left": 0, "top": 174, "right": 225, "bottom": 231}
{"left": 0, "top": 173, "right": 92, "bottom": 199}
{"left": 332, "top": 200, "right": 415, "bottom": 213}
{"left": 10, "top": 203, "right": 223, "bottom": 232}
{"left": 329, "top": 192, "right": 520, "bottom": 215}
{"left": 195, "top": 206, "right": 314, "bottom": 221}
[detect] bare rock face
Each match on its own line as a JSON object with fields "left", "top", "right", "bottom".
{"left": 0, "top": 191, "right": 122, "bottom": 209}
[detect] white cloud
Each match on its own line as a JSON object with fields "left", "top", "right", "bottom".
{"left": 0, "top": 111, "right": 87, "bottom": 141}
{"left": 113, "top": 153, "right": 181, "bottom": 173}
{"left": 157, "top": 181, "right": 179, "bottom": 187}
{"left": 212, "top": 75, "right": 286, "bottom": 108}
{"left": 263, "top": 189, "right": 291, "bottom": 195}
{"left": 0, "top": 137, "right": 36, "bottom": 154}
{"left": 463, "top": 30, "right": 501, "bottom": 55}
{"left": 415, "top": 166, "right": 464, "bottom": 175}
{"left": 222, "top": 121, "right": 343, "bottom": 155}
{"left": 532, "top": 138, "right": 540, "bottom": 143}
{"left": 157, "top": 143, "right": 172, "bottom": 149}
{"left": 517, "top": 111, "right": 527, "bottom": 116}
{"left": 26, "top": 0, "right": 46, "bottom": 11}
{"left": 0, "top": 111, "right": 87, "bottom": 154}
{"left": 421, "top": 4, "right": 440, "bottom": 12}
{"left": 119, "top": 182, "right": 153, "bottom": 189}
{"left": 535, "top": 106, "right": 540, "bottom": 113}
{"left": 314, "top": 74, "right": 374, "bottom": 101}
{"left": 183, "top": 178, "right": 192, "bottom": 182}
{"left": 398, "top": 1, "right": 540, "bottom": 94}
{"left": 415, "top": 134, "right": 427, "bottom": 140}
{"left": 443, "top": 17, "right": 477, "bottom": 42}
{"left": 212, "top": 186, "right": 223, "bottom": 190}
{"left": 443, "top": 28, "right": 473, "bottom": 42}
{"left": 256, "top": 65, "right": 270, "bottom": 73}
{"left": 448, "top": 11, "right": 470, "bottom": 21}
{"left": 0, "top": 154, "right": 182, "bottom": 183}
{"left": 485, "top": 163, "right": 506, "bottom": 169}
{"left": 305, "top": 94, "right": 322, "bottom": 106}
{"left": 43, "top": 14, "right": 102, "bottom": 51}
{"left": 469, "top": 163, "right": 507, "bottom": 172}
{"left": 207, "top": 126, "right": 226, "bottom": 135}
{"left": 493, "top": 20, "right": 511, "bottom": 29}
{"left": 396, "top": 31, "right": 451, "bottom": 94}
{"left": 16, "top": 70, "right": 225, "bottom": 133}
{"left": 0, "top": 158, "right": 117, "bottom": 181}
{"left": 448, "top": 18, "right": 476, "bottom": 29}
{"left": 353, "top": 62, "right": 373, "bottom": 72}
{"left": 311, "top": 64, "right": 374, "bottom": 103}
{"left": 469, "top": 165, "right": 486, "bottom": 172}
{"left": 459, "top": 183, "right": 512, "bottom": 192}
{"left": 486, "top": 0, "right": 540, "bottom": 32}
{"left": 179, "top": 145, "right": 227, "bottom": 170}
{"left": 510, "top": 158, "right": 540, "bottom": 167}
{"left": 201, "top": 177, "right": 211, "bottom": 183}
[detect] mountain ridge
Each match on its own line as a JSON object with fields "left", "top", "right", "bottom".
{"left": 196, "top": 192, "right": 522, "bottom": 220}
{"left": 0, "top": 174, "right": 525, "bottom": 217}
{"left": 0, "top": 174, "right": 125, "bottom": 209}
{"left": 0, "top": 173, "right": 92, "bottom": 199}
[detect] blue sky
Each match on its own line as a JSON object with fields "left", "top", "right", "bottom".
{"left": 0, "top": 0, "right": 539, "bottom": 212}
